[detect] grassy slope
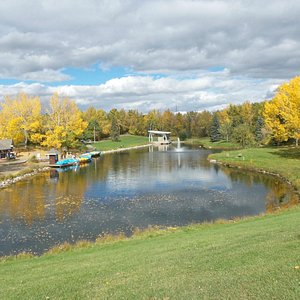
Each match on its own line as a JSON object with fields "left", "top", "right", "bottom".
{"left": 185, "top": 137, "right": 241, "bottom": 149}
{"left": 209, "top": 147, "right": 300, "bottom": 190}
{"left": 93, "top": 135, "right": 149, "bottom": 151}
{"left": 1, "top": 207, "right": 300, "bottom": 299}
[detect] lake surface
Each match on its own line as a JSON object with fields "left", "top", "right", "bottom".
{"left": 0, "top": 145, "right": 298, "bottom": 256}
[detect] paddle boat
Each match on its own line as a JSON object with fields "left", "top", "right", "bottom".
{"left": 81, "top": 151, "right": 101, "bottom": 158}
{"left": 89, "top": 151, "right": 101, "bottom": 157}
{"left": 78, "top": 154, "right": 92, "bottom": 164}
{"left": 52, "top": 158, "right": 78, "bottom": 168}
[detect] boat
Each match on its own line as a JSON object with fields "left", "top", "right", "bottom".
{"left": 51, "top": 158, "right": 79, "bottom": 168}
{"left": 78, "top": 154, "right": 92, "bottom": 164}
{"left": 81, "top": 151, "right": 101, "bottom": 158}
{"left": 89, "top": 151, "right": 101, "bottom": 157}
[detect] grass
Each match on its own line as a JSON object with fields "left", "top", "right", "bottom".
{"left": 185, "top": 137, "right": 241, "bottom": 149}
{"left": 1, "top": 207, "right": 300, "bottom": 299}
{"left": 93, "top": 135, "right": 149, "bottom": 151}
{"left": 209, "top": 146, "right": 300, "bottom": 190}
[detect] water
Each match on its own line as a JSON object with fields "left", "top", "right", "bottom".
{"left": 0, "top": 145, "right": 298, "bottom": 256}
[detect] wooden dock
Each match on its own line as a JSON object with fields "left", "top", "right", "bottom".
{"left": 49, "top": 163, "right": 77, "bottom": 168}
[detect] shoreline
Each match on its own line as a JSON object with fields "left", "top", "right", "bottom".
{"left": 0, "top": 166, "right": 50, "bottom": 189}
{"left": 0, "top": 144, "right": 152, "bottom": 189}
{"left": 211, "top": 160, "right": 300, "bottom": 197}
{"left": 1, "top": 205, "right": 300, "bottom": 299}
{"left": 208, "top": 147, "right": 300, "bottom": 195}
{"left": 100, "top": 143, "right": 151, "bottom": 154}
{"left": 1, "top": 204, "right": 299, "bottom": 260}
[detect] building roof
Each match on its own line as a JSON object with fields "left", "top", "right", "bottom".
{"left": 48, "top": 148, "right": 59, "bottom": 155}
{"left": 0, "top": 139, "right": 13, "bottom": 151}
{"left": 148, "top": 130, "right": 171, "bottom": 135}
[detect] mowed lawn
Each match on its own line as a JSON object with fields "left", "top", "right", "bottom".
{"left": 209, "top": 146, "right": 300, "bottom": 190}
{"left": 1, "top": 206, "right": 300, "bottom": 299}
{"left": 93, "top": 135, "right": 149, "bottom": 151}
{"left": 185, "top": 137, "right": 241, "bottom": 149}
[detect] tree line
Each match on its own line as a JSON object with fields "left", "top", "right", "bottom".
{"left": 0, "top": 76, "right": 299, "bottom": 149}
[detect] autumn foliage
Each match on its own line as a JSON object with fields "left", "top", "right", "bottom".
{"left": 264, "top": 76, "right": 300, "bottom": 146}
{"left": 0, "top": 75, "right": 299, "bottom": 149}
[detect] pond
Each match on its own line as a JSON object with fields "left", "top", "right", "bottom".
{"left": 0, "top": 145, "right": 298, "bottom": 256}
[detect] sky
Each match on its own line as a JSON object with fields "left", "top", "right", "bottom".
{"left": 0, "top": 0, "right": 299, "bottom": 112}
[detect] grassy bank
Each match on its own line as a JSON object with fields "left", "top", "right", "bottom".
{"left": 209, "top": 147, "right": 300, "bottom": 190}
{"left": 1, "top": 207, "right": 300, "bottom": 299}
{"left": 93, "top": 135, "right": 149, "bottom": 151}
{"left": 185, "top": 137, "right": 240, "bottom": 149}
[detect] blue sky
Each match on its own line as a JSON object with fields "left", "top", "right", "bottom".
{"left": 0, "top": 0, "right": 298, "bottom": 111}
{"left": 62, "top": 66, "right": 131, "bottom": 86}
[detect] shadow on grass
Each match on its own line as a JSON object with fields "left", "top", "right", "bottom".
{"left": 273, "top": 148, "right": 300, "bottom": 160}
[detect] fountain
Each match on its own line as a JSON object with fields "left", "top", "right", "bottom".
{"left": 177, "top": 137, "right": 181, "bottom": 149}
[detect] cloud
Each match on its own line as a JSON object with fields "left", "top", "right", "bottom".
{"left": 0, "top": 72, "right": 283, "bottom": 112}
{"left": 0, "top": 1, "right": 298, "bottom": 111}
{"left": 0, "top": 0, "right": 300, "bottom": 79}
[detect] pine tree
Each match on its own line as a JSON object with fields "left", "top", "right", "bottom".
{"left": 110, "top": 117, "right": 120, "bottom": 142}
{"left": 255, "top": 117, "right": 264, "bottom": 144}
{"left": 210, "top": 114, "right": 221, "bottom": 142}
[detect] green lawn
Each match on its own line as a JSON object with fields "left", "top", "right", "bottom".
{"left": 185, "top": 137, "right": 241, "bottom": 149}
{"left": 1, "top": 207, "right": 300, "bottom": 299}
{"left": 93, "top": 135, "right": 149, "bottom": 151}
{"left": 209, "top": 146, "right": 300, "bottom": 190}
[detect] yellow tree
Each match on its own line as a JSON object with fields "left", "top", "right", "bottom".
{"left": 218, "top": 109, "right": 232, "bottom": 142}
{"left": 97, "top": 109, "right": 111, "bottom": 137}
{"left": 42, "top": 94, "right": 87, "bottom": 149}
{"left": 264, "top": 76, "right": 300, "bottom": 146}
{"left": 0, "top": 93, "right": 42, "bottom": 146}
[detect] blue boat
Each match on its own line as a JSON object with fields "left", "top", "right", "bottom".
{"left": 53, "top": 158, "right": 79, "bottom": 168}
{"left": 82, "top": 151, "right": 101, "bottom": 158}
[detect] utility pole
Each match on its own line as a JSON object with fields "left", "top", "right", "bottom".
{"left": 93, "top": 126, "right": 96, "bottom": 142}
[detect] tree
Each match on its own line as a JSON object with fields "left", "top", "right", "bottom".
{"left": 232, "top": 124, "right": 255, "bottom": 148}
{"left": 227, "top": 104, "right": 243, "bottom": 128}
{"left": 83, "top": 119, "right": 102, "bottom": 141}
{"left": 240, "top": 101, "right": 254, "bottom": 127}
{"left": 161, "top": 110, "right": 174, "bottom": 132}
{"left": 145, "top": 110, "right": 162, "bottom": 131}
{"left": 218, "top": 109, "right": 232, "bottom": 142}
{"left": 42, "top": 94, "right": 87, "bottom": 149}
{"left": 173, "top": 113, "right": 184, "bottom": 137}
{"left": 210, "top": 113, "right": 221, "bottom": 142}
{"left": 97, "top": 109, "right": 110, "bottom": 138}
{"left": 255, "top": 117, "right": 264, "bottom": 144}
{"left": 110, "top": 116, "right": 120, "bottom": 142}
{"left": 0, "top": 93, "right": 42, "bottom": 146}
{"left": 264, "top": 76, "right": 300, "bottom": 146}
{"left": 197, "top": 111, "right": 212, "bottom": 137}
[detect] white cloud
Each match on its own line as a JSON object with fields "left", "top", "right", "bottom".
{"left": 0, "top": 0, "right": 300, "bottom": 78}
{"left": 0, "top": 0, "right": 298, "bottom": 110}
{"left": 0, "top": 72, "right": 283, "bottom": 112}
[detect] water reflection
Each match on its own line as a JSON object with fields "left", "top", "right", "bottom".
{"left": 0, "top": 145, "right": 298, "bottom": 256}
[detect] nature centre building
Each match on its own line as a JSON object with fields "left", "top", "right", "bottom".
{"left": 148, "top": 130, "right": 171, "bottom": 145}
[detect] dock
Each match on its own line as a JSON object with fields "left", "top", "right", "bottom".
{"left": 49, "top": 163, "right": 77, "bottom": 168}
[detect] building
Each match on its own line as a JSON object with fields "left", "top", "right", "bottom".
{"left": 148, "top": 130, "right": 171, "bottom": 145}
{"left": 47, "top": 149, "right": 59, "bottom": 165}
{"left": 0, "top": 139, "right": 14, "bottom": 159}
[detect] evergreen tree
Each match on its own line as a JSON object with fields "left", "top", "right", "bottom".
{"left": 110, "top": 117, "right": 120, "bottom": 142}
{"left": 255, "top": 117, "right": 264, "bottom": 144}
{"left": 210, "top": 114, "right": 221, "bottom": 142}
